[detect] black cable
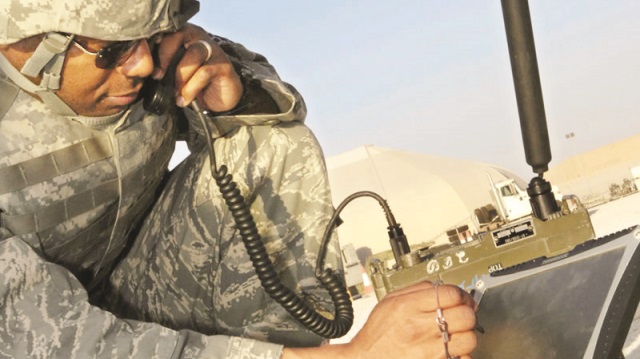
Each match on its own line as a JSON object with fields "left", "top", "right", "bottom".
{"left": 144, "top": 47, "right": 354, "bottom": 337}
{"left": 317, "top": 191, "right": 399, "bottom": 275}
{"left": 192, "top": 102, "right": 354, "bottom": 338}
{"left": 318, "top": 190, "right": 411, "bottom": 274}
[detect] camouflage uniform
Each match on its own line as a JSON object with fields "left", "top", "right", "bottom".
{"left": 0, "top": 0, "right": 336, "bottom": 357}
{"left": 104, "top": 114, "right": 341, "bottom": 348}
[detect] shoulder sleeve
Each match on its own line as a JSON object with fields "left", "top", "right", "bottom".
{"left": 178, "top": 34, "right": 308, "bottom": 146}
{"left": 0, "top": 237, "right": 283, "bottom": 359}
{"left": 212, "top": 34, "right": 307, "bottom": 123}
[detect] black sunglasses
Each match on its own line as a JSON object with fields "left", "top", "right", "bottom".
{"left": 71, "top": 34, "right": 162, "bottom": 69}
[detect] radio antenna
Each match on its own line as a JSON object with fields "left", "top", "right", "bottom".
{"left": 501, "top": 0, "right": 559, "bottom": 219}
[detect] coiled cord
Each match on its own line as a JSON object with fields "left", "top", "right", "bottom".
{"left": 191, "top": 101, "right": 353, "bottom": 338}
{"left": 213, "top": 165, "right": 354, "bottom": 338}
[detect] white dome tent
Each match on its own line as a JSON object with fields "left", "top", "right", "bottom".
{"left": 325, "top": 145, "right": 527, "bottom": 255}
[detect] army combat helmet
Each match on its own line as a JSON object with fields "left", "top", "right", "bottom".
{"left": 0, "top": 0, "right": 200, "bottom": 116}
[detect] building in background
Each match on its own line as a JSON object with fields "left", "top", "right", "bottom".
{"left": 326, "top": 134, "right": 640, "bottom": 257}
{"left": 547, "top": 133, "right": 640, "bottom": 205}
{"left": 325, "top": 145, "right": 526, "bottom": 255}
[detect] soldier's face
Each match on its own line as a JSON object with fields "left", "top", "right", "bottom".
{"left": 57, "top": 36, "right": 155, "bottom": 116}
{"left": 0, "top": 35, "right": 155, "bottom": 117}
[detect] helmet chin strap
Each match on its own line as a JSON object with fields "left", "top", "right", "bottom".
{"left": 0, "top": 32, "right": 77, "bottom": 116}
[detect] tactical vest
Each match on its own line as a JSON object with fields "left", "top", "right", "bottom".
{"left": 0, "top": 81, "right": 176, "bottom": 289}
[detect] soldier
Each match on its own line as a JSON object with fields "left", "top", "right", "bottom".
{"left": 0, "top": 0, "right": 478, "bottom": 358}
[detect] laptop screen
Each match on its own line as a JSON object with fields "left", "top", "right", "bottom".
{"left": 472, "top": 227, "right": 640, "bottom": 359}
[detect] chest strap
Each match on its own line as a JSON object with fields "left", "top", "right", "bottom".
{"left": 0, "top": 77, "right": 19, "bottom": 120}
{"left": 0, "top": 135, "right": 113, "bottom": 195}
{"left": 0, "top": 179, "right": 119, "bottom": 235}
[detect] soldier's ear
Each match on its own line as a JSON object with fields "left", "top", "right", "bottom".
{"left": 0, "top": 35, "right": 43, "bottom": 70}
{"left": 9, "top": 34, "right": 44, "bottom": 52}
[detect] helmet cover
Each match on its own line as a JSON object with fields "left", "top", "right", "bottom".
{"left": 0, "top": 0, "right": 200, "bottom": 44}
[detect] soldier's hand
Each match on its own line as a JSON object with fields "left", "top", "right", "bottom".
{"left": 346, "top": 281, "right": 478, "bottom": 359}
{"left": 152, "top": 23, "right": 243, "bottom": 112}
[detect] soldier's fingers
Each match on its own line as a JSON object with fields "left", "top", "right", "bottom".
{"left": 387, "top": 284, "right": 474, "bottom": 313}
{"left": 178, "top": 60, "right": 241, "bottom": 110}
{"left": 434, "top": 305, "right": 477, "bottom": 334}
{"left": 151, "top": 31, "right": 185, "bottom": 80}
{"left": 174, "top": 45, "right": 205, "bottom": 94}
{"left": 447, "top": 331, "right": 478, "bottom": 358}
{"left": 436, "top": 284, "right": 475, "bottom": 309}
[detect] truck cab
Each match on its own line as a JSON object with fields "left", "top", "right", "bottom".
{"left": 492, "top": 179, "right": 532, "bottom": 222}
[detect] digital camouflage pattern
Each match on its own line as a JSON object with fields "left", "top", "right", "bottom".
{"left": 0, "top": 0, "right": 199, "bottom": 44}
{"left": 0, "top": 89, "right": 176, "bottom": 292}
{"left": 105, "top": 119, "right": 342, "bottom": 348}
{"left": 0, "top": 236, "right": 212, "bottom": 358}
{"left": 0, "top": 28, "right": 312, "bottom": 357}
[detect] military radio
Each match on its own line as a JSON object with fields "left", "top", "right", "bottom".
{"left": 337, "top": 1, "right": 640, "bottom": 357}
{"left": 364, "top": 0, "right": 598, "bottom": 300}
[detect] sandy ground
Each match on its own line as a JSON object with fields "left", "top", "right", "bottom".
{"left": 331, "top": 191, "right": 640, "bottom": 357}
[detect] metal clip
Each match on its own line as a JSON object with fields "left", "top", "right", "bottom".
{"left": 434, "top": 281, "right": 459, "bottom": 359}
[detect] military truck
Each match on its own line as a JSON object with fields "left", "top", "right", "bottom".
{"left": 471, "top": 173, "right": 562, "bottom": 233}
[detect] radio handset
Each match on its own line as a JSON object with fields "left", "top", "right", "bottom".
{"left": 142, "top": 46, "right": 354, "bottom": 338}
{"left": 141, "top": 46, "right": 186, "bottom": 116}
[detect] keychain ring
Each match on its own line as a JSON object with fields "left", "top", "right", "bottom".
{"left": 434, "top": 281, "right": 460, "bottom": 359}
